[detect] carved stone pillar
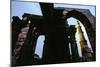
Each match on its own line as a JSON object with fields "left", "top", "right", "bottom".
{"left": 76, "top": 21, "right": 93, "bottom": 61}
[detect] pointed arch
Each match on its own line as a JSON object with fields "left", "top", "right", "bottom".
{"left": 64, "top": 10, "right": 95, "bottom": 58}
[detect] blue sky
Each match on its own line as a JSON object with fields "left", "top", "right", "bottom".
{"left": 12, "top": 1, "right": 95, "bottom": 18}
{"left": 12, "top": 1, "right": 95, "bottom": 58}
{"left": 34, "top": 36, "right": 45, "bottom": 58}
{"left": 12, "top": 1, "right": 43, "bottom": 19}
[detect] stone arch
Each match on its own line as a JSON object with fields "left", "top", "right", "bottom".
{"left": 63, "top": 9, "right": 95, "bottom": 56}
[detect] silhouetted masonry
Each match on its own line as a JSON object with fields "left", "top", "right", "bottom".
{"left": 12, "top": 3, "right": 96, "bottom": 66}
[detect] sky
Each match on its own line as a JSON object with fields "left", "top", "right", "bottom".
{"left": 12, "top": 1, "right": 96, "bottom": 19}
{"left": 12, "top": 1, "right": 95, "bottom": 58}
{"left": 34, "top": 36, "right": 45, "bottom": 58}
{"left": 12, "top": 1, "right": 43, "bottom": 19}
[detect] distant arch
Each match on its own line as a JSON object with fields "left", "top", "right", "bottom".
{"left": 64, "top": 10, "right": 95, "bottom": 55}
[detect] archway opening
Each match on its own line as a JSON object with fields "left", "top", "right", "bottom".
{"left": 67, "top": 17, "right": 93, "bottom": 58}
{"left": 34, "top": 35, "right": 45, "bottom": 59}
{"left": 64, "top": 10, "right": 95, "bottom": 55}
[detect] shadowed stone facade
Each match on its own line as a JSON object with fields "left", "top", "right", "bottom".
{"left": 12, "top": 2, "right": 96, "bottom": 66}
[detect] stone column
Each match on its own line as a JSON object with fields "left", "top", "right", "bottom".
{"left": 69, "top": 25, "right": 80, "bottom": 62}
{"left": 76, "top": 21, "right": 93, "bottom": 61}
